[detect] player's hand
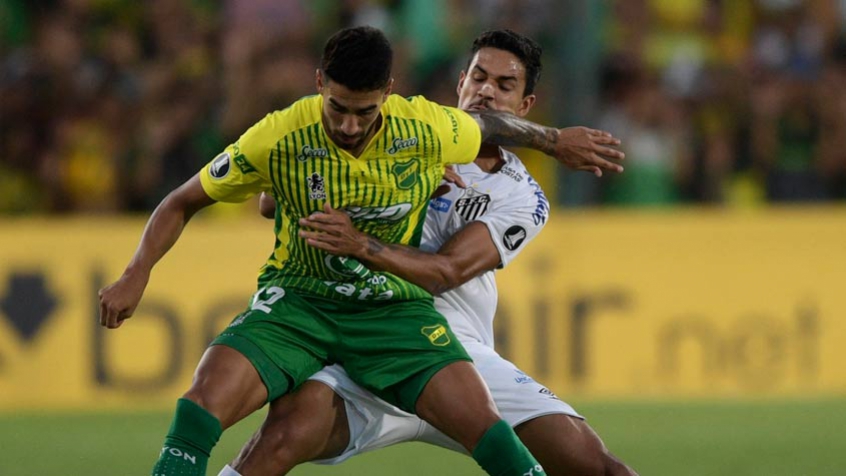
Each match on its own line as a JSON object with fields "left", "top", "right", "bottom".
{"left": 432, "top": 165, "right": 466, "bottom": 198}
{"left": 299, "top": 204, "right": 368, "bottom": 257}
{"left": 98, "top": 270, "right": 149, "bottom": 329}
{"left": 553, "top": 127, "right": 625, "bottom": 177}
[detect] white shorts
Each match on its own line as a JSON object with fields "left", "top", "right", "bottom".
{"left": 309, "top": 340, "right": 582, "bottom": 465}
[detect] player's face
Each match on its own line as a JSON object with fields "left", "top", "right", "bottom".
{"left": 457, "top": 47, "right": 536, "bottom": 117}
{"left": 317, "top": 71, "right": 392, "bottom": 153}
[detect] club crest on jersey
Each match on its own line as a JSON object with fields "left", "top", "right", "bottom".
{"left": 391, "top": 159, "right": 420, "bottom": 190}
{"left": 297, "top": 145, "right": 328, "bottom": 162}
{"left": 307, "top": 172, "right": 326, "bottom": 200}
{"left": 502, "top": 225, "right": 527, "bottom": 251}
{"left": 209, "top": 153, "right": 231, "bottom": 179}
{"left": 386, "top": 137, "right": 418, "bottom": 154}
{"left": 455, "top": 187, "right": 491, "bottom": 221}
{"left": 421, "top": 324, "right": 450, "bottom": 346}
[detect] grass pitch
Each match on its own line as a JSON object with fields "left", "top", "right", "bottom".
{"left": 0, "top": 398, "right": 843, "bottom": 476}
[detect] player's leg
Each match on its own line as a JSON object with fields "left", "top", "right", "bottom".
{"left": 420, "top": 342, "right": 637, "bottom": 476}
{"left": 414, "top": 361, "right": 545, "bottom": 476}
{"left": 514, "top": 414, "right": 637, "bottom": 476}
{"left": 220, "top": 380, "right": 350, "bottom": 476}
{"left": 153, "top": 287, "right": 331, "bottom": 476}
{"left": 340, "top": 300, "right": 546, "bottom": 476}
{"left": 152, "top": 345, "right": 268, "bottom": 476}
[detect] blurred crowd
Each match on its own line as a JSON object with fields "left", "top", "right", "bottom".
{"left": 1, "top": 0, "right": 845, "bottom": 214}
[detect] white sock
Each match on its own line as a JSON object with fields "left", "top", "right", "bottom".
{"left": 217, "top": 464, "right": 243, "bottom": 476}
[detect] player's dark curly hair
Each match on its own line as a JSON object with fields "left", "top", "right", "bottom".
{"left": 321, "top": 26, "right": 393, "bottom": 91}
{"left": 469, "top": 29, "right": 543, "bottom": 96}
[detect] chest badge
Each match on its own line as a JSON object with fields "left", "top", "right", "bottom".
{"left": 391, "top": 159, "right": 420, "bottom": 190}
{"left": 455, "top": 187, "right": 491, "bottom": 221}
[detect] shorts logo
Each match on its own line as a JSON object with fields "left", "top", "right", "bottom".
{"left": 502, "top": 225, "right": 527, "bottom": 251}
{"left": 307, "top": 172, "right": 326, "bottom": 200}
{"left": 455, "top": 188, "right": 490, "bottom": 221}
{"left": 539, "top": 387, "right": 559, "bottom": 400}
{"left": 392, "top": 159, "right": 420, "bottom": 190}
{"left": 421, "top": 324, "right": 450, "bottom": 346}
{"left": 209, "top": 153, "right": 231, "bottom": 179}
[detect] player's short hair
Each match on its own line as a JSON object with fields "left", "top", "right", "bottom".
{"left": 469, "top": 29, "right": 543, "bottom": 96}
{"left": 321, "top": 26, "right": 393, "bottom": 91}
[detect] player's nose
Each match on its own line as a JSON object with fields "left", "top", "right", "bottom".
{"left": 340, "top": 115, "right": 360, "bottom": 135}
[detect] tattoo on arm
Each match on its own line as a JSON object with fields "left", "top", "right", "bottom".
{"left": 470, "top": 110, "right": 558, "bottom": 154}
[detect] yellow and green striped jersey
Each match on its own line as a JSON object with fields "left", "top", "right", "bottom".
{"left": 199, "top": 94, "right": 481, "bottom": 301}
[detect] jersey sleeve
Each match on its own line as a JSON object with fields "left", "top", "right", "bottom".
{"left": 199, "top": 114, "right": 276, "bottom": 203}
{"left": 410, "top": 96, "right": 481, "bottom": 166}
{"left": 476, "top": 175, "right": 550, "bottom": 268}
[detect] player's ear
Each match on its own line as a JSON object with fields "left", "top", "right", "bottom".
{"left": 383, "top": 78, "right": 394, "bottom": 99}
{"left": 316, "top": 69, "right": 324, "bottom": 93}
{"left": 456, "top": 71, "right": 467, "bottom": 96}
{"left": 516, "top": 94, "right": 536, "bottom": 117}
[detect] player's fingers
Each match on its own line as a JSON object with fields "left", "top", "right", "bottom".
{"left": 99, "top": 299, "right": 108, "bottom": 327}
{"left": 592, "top": 144, "right": 625, "bottom": 159}
{"left": 592, "top": 154, "right": 624, "bottom": 173}
{"left": 586, "top": 128, "right": 612, "bottom": 138}
{"left": 590, "top": 134, "right": 622, "bottom": 147}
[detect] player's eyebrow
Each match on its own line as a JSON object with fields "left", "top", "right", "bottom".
{"left": 329, "top": 98, "right": 378, "bottom": 115}
{"left": 471, "top": 65, "right": 519, "bottom": 84}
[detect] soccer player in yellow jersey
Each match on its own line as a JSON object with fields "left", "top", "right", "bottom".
{"left": 98, "top": 26, "right": 624, "bottom": 476}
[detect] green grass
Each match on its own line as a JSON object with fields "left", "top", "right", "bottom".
{"left": 1, "top": 399, "right": 843, "bottom": 476}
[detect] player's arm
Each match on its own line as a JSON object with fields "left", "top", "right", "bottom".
{"left": 470, "top": 110, "right": 625, "bottom": 177}
{"left": 299, "top": 204, "right": 498, "bottom": 295}
{"left": 98, "top": 175, "right": 215, "bottom": 329}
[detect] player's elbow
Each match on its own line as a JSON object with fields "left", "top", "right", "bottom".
{"left": 425, "top": 263, "right": 466, "bottom": 295}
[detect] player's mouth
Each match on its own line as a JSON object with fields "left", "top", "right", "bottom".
{"left": 467, "top": 102, "right": 491, "bottom": 111}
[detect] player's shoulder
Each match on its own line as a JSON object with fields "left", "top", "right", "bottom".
{"left": 263, "top": 95, "right": 322, "bottom": 127}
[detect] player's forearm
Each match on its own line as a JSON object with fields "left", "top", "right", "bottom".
{"left": 124, "top": 190, "right": 207, "bottom": 278}
{"left": 356, "top": 238, "right": 463, "bottom": 295}
{"left": 470, "top": 110, "right": 558, "bottom": 156}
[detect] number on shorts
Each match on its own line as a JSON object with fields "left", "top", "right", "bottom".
{"left": 250, "top": 286, "right": 286, "bottom": 314}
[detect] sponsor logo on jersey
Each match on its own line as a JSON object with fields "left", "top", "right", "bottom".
{"left": 430, "top": 197, "right": 452, "bottom": 213}
{"left": 234, "top": 154, "right": 256, "bottom": 174}
{"left": 443, "top": 107, "right": 460, "bottom": 144}
{"left": 391, "top": 159, "right": 420, "bottom": 190}
{"left": 387, "top": 137, "right": 418, "bottom": 154}
{"left": 421, "top": 324, "right": 450, "bottom": 346}
{"left": 307, "top": 172, "right": 326, "bottom": 200}
{"left": 344, "top": 203, "right": 412, "bottom": 222}
{"left": 500, "top": 166, "right": 524, "bottom": 182}
{"left": 209, "top": 153, "right": 231, "bottom": 179}
{"left": 503, "top": 225, "right": 527, "bottom": 251}
{"left": 455, "top": 188, "right": 491, "bottom": 221}
{"left": 324, "top": 254, "right": 370, "bottom": 279}
{"left": 528, "top": 175, "right": 549, "bottom": 225}
{"left": 297, "top": 145, "right": 328, "bottom": 162}
{"left": 523, "top": 464, "right": 545, "bottom": 476}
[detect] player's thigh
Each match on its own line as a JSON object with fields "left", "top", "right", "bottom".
{"left": 336, "top": 299, "right": 473, "bottom": 413}
{"left": 309, "top": 365, "right": 429, "bottom": 465}
{"left": 466, "top": 341, "right": 582, "bottom": 426}
{"left": 211, "top": 285, "right": 335, "bottom": 402}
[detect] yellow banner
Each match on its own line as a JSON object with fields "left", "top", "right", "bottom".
{"left": 1, "top": 208, "right": 844, "bottom": 410}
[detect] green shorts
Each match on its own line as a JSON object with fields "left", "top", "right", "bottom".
{"left": 211, "top": 285, "right": 471, "bottom": 413}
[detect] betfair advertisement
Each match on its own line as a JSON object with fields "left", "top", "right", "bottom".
{"left": 1, "top": 208, "right": 844, "bottom": 410}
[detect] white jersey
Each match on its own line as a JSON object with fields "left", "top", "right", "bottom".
{"left": 421, "top": 148, "right": 549, "bottom": 347}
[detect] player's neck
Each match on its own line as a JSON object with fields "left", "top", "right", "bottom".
{"left": 474, "top": 145, "right": 505, "bottom": 173}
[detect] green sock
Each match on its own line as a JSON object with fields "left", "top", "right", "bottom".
{"left": 471, "top": 420, "right": 546, "bottom": 476}
{"left": 151, "top": 398, "right": 222, "bottom": 476}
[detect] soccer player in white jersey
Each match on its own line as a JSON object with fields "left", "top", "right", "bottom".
{"left": 220, "top": 30, "right": 637, "bottom": 476}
